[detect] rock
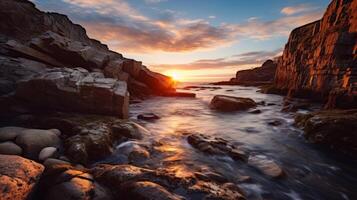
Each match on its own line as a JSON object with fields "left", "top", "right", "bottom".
{"left": 214, "top": 59, "right": 277, "bottom": 86}
{"left": 15, "top": 128, "right": 61, "bottom": 160}
{"left": 248, "top": 155, "right": 284, "bottom": 178}
{"left": 44, "top": 177, "right": 95, "bottom": 200}
{"left": 295, "top": 109, "right": 357, "bottom": 156}
{"left": 111, "top": 121, "right": 149, "bottom": 140}
{"left": 15, "top": 67, "right": 129, "bottom": 118}
{"left": 39, "top": 147, "right": 58, "bottom": 161}
{"left": 121, "top": 181, "right": 183, "bottom": 200}
{"left": 128, "top": 145, "right": 150, "bottom": 163}
{"left": 138, "top": 113, "right": 160, "bottom": 121}
{"left": 249, "top": 109, "right": 262, "bottom": 114}
{"left": 210, "top": 95, "right": 256, "bottom": 111}
{"left": 0, "top": 126, "right": 25, "bottom": 142}
{"left": 161, "top": 91, "right": 196, "bottom": 98}
{"left": 43, "top": 158, "right": 71, "bottom": 168}
{"left": 187, "top": 134, "right": 248, "bottom": 161}
{"left": 270, "top": 0, "right": 357, "bottom": 108}
{"left": 65, "top": 123, "right": 113, "bottom": 164}
{"left": 0, "top": 155, "right": 44, "bottom": 200}
{"left": 0, "top": 141, "right": 22, "bottom": 155}
{"left": 267, "top": 120, "right": 283, "bottom": 126}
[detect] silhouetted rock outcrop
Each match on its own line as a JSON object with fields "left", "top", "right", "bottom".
{"left": 212, "top": 59, "right": 278, "bottom": 86}
{"left": 271, "top": 0, "right": 357, "bottom": 108}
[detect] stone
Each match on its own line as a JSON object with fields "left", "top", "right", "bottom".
{"left": 43, "top": 158, "right": 71, "bottom": 168}
{"left": 0, "top": 155, "right": 44, "bottom": 200}
{"left": 210, "top": 95, "right": 256, "bottom": 111}
{"left": 295, "top": 109, "right": 357, "bottom": 156}
{"left": 120, "top": 181, "right": 183, "bottom": 200}
{"left": 15, "top": 128, "right": 61, "bottom": 160}
{"left": 187, "top": 134, "right": 248, "bottom": 161}
{"left": 128, "top": 146, "right": 150, "bottom": 163}
{"left": 138, "top": 113, "right": 160, "bottom": 121}
{"left": 15, "top": 68, "right": 129, "bottom": 118}
{"left": 39, "top": 147, "right": 58, "bottom": 161}
{"left": 249, "top": 109, "right": 262, "bottom": 114}
{"left": 248, "top": 155, "right": 284, "bottom": 178}
{"left": 0, "top": 141, "right": 22, "bottom": 155}
{"left": 161, "top": 91, "right": 196, "bottom": 98}
{"left": 111, "top": 122, "right": 149, "bottom": 140}
{"left": 0, "top": 126, "right": 25, "bottom": 142}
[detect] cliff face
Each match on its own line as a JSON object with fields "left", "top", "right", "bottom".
{"left": 274, "top": 0, "right": 357, "bottom": 108}
{"left": 233, "top": 60, "right": 277, "bottom": 86}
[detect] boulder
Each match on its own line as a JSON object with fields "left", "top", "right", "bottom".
{"left": 0, "top": 126, "right": 25, "bottom": 141}
{"left": 121, "top": 181, "right": 183, "bottom": 200}
{"left": 0, "top": 141, "right": 22, "bottom": 155}
{"left": 295, "top": 109, "right": 357, "bottom": 156}
{"left": 0, "top": 155, "right": 44, "bottom": 200}
{"left": 248, "top": 155, "right": 284, "bottom": 178}
{"left": 15, "top": 67, "right": 129, "bottom": 118}
{"left": 39, "top": 147, "right": 58, "bottom": 162}
{"left": 111, "top": 121, "right": 149, "bottom": 140}
{"left": 187, "top": 134, "right": 248, "bottom": 161}
{"left": 210, "top": 95, "right": 256, "bottom": 111}
{"left": 15, "top": 128, "right": 61, "bottom": 160}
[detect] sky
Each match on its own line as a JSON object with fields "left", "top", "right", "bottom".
{"left": 31, "top": 0, "right": 330, "bottom": 82}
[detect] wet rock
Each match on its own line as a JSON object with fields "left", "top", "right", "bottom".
{"left": 249, "top": 109, "right": 262, "bottom": 114}
{"left": 268, "top": 120, "right": 283, "bottom": 126}
{"left": 248, "top": 155, "right": 284, "bottom": 178}
{"left": 187, "top": 134, "right": 248, "bottom": 161}
{"left": 121, "top": 181, "right": 183, "bottom": 200}
{"left": 282, "top": 99, "right": 311, "bottom": 112}
{"left": 194, "top": 171, "right": 227, "bottom": 183}
{"left": 43, "top": 158, "right": 71, "bottom": 168}
{"left": 128, "top": 145, "right": 150, "bottom": 163}
{"left": 190, "top": 181, "right": 245, "bottom": 200}
{"left": 0, "top": 126, "right": 25, "bottom": 142}
{"left": 0, "top": 155, "right": 44, "bottom": 200}
{"left": 65, "top": 123, "right": 113, "bottom": 164}
{"left": 15, "top": 67, "right": 129, "bottom": 118}
{"left": 162, "top": 91, "right": 196, "bottom": 98}
{"left": 138, "top": 113, "right": 160, "bottom": 121}
{"left": 39, "top": 147, "right": 58, "bottom": 162}
{"left": 210, "top": 95, "right": 256, "bottom": 112}
{"left": 0, "top": 141, "right": 22, "bottom": 155}
{"left": 295, "top": 109, "right": 357, "bottom": 156}
{"left": 111, "top": 121, "right": 149, "bottom": 140}
{"left": 15, "top": 128, "right": 61, "bottom": 160}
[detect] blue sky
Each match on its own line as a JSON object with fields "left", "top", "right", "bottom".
{"left": 32, "top": 0, "right": 330, "bottom": 82}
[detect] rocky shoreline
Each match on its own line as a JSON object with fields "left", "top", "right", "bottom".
{"left": 0, "top": 0, "right": 356, "bottom": 199}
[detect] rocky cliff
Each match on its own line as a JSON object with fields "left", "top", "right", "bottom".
{"left": 212, "top": 59, "right": 277, "bottom": 86}
{"left": 0, "top": 0, "right": 179, "bottom": 118}
{"left": 273, "top": 0, "right": 357, "bottom": 108}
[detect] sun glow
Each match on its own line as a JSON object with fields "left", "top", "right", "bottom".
{"left": 166, "top": 70, "right": 184, "bottom": 82}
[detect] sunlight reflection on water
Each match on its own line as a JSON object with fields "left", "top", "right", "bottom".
{"left": 127, "top": 84, "right": 357, "bottom": 200}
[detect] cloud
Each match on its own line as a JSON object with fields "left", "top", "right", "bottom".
{"left": 208, "top": 15, "right": 216, "bottom": 19}
{"left": 152, "top": 48, "right": 283, "bottom": 71}
{"left": 144, "top": 0, "right": 167, "bottom": 3}
{"left": 281, "top": 4, "right": 319, "bottom": 16}
{"left": 34, "top": 0, "right": 324, "bottom": 53}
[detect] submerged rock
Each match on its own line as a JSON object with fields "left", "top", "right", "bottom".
{"left": 187, "top": 134, "right": 248, "bottom": 161}
{"left": 295, "top": 109, "right": 357, "bottom": 156}
{"left": 0, "top": 155, "right": 44, "bottom": 200}
{"left": 138, "top": 113, "right": 160, "bottom": 121}
{"left": 210, "top": 95, "right": 256, "bottom": 112}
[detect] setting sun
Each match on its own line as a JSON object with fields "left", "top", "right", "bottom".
{"left": 166, "top": 70, "right": 184, "bottom": 82}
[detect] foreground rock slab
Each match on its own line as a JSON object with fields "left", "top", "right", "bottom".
{"left": 210, "top": 95, "right": 256, "bottom": 111}
{"left": 0, "top": 155, "right": 44, "bottom": 200}
{"left": 15, "top": 67, "right": 129, "bottom": 118}
{"left": 295, "top": 109, "right": 357, "bottom": 156}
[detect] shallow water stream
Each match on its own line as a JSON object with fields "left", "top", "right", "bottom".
{"left": 114, "top": 84, "right": 357, "bottom": 200}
